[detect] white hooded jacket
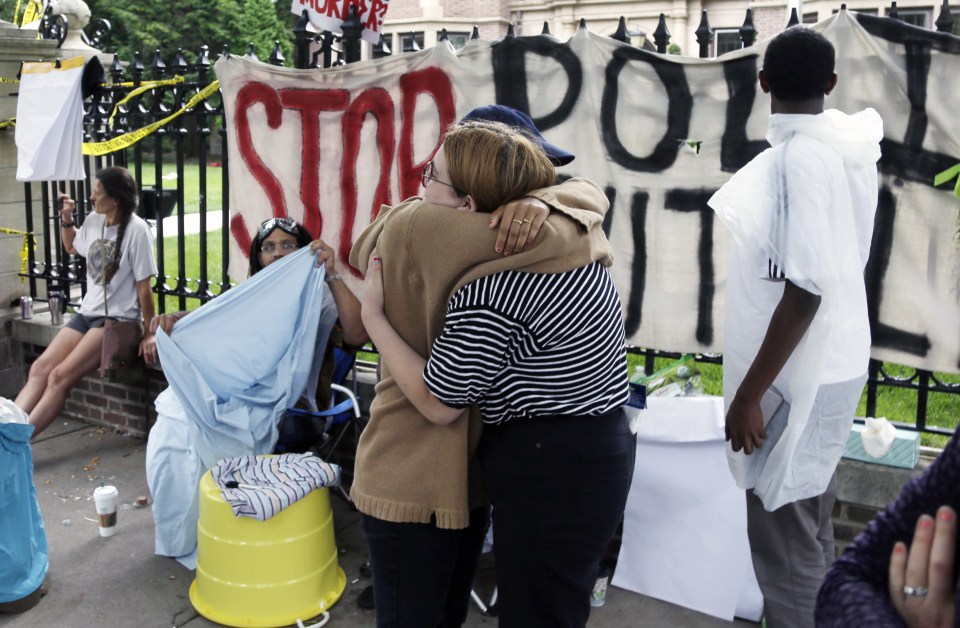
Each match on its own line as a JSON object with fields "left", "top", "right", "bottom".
{"left": 708, "top": 108, "right": 883, "bottom": 510}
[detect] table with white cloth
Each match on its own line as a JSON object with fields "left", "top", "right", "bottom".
{"left": 613, "top": 396, "right": 764, "bottom": 622}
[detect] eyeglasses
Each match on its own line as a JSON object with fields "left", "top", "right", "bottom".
{"left": 261, "top": 240, "right": 299, "bottom": 254}
{"left": 421, "top": 161, "right": 462, "bottom": 194}
{"left": 257, "top": 216, "right": 299, "bottom": 240}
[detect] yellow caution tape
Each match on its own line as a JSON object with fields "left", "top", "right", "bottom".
{"left": 83, "top": 79, "right": 220, "bottom": 156}
{"left": 107, "top": 76, "right": 186, "bottom": 127}
{"left": 0, "top": 227, "right": 36, "bottom": 282}
{"left": 0, "top": 118, "right": 14, "bottom": 130}
{"left": 934, "top": 164, "right": 960, "bottom": 199}
{"left": 0, "top": 77, "right": 19, "bottom": 84}
{"left": 20, "top": 0, "right": 43, "bottom": 26}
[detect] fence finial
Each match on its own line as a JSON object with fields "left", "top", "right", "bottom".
{"left": 173, "top": 49, "right": 188, "bottom": 72}
{"left": 151, "top": 49, "right": 166, "bottom": 73}
{"left": 578, "top": 17, "right": 587, "bottom": 31}
{"left": 889, "top": 1, "right": 900, "bottom": 20}
{"left": 341, "top": 4, "right": 362, "bottom": 63}
{"left": 612, "top": 16, "right": 629, "bottom": 43}
{"left": 787, "top": 7, "right": 800, "bottom": 27}
{"left": 245, "top": 43, "right": 259, "bottom": 61}
{"left": 542, "top": 21, "right": 551, "bottom": 35}
{"left": 739, "top": 8, "right": 757, "bottom": 48}
{"left": 695, "top": 10, "right": 712, "bottom": 58}
{"left": 109, "top": 54, "right": 123, "bottom": 76}
{"left": 653, "top": 13, "right": 671, "bottom": 54}
{"left": 269, "top": 40, "right": 285, "bottom": 66}
{"left": 507, "top": 23, "right": 515, "bottom": 37}
{"left": 471, "top": 25, "right": 480, "bottom": 39}
{"left": 439, "top": 28, "right": 449, "bottom": 41}
{"left": 198, "top": 45, "right": 211, "bottom": 68}
{"left": 935, "top": 0, "right": 955, "bottom": 32}
{"left": 373, "top": 34, "right": 391, "bottom": 58}
{"left": 294, "top": 10, "right": 312, "bottom": 69}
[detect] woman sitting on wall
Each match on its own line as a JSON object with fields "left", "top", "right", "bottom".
{"left": 16, "top": 166, "right": 158, "bottom": 438}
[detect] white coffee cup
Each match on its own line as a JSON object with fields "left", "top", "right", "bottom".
{"left": 93, "top": 485, "right": 119, "bottom": 537}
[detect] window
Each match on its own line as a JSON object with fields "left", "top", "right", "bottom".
{"left": 439, "top": 31, "right": 470, "bottom": 50}
{"left": 952, "top": 10, "right": 960, "bottom": 35}
{"left": 400, "top": 32, "right": 424, "bottom": 52}
{"left": 714, "top": 29, "right": 741, "bottom": 57}
{"left": 896, "top": 8, "right": 932, "bottom": 28}
{"left": 803, "top": 12, "right": 818, "bottom": 24}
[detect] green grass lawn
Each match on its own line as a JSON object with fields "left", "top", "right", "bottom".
{"left": 155, "top": 229, "right": 234, "bottom": 314}
{"left": 139, "top": 160, "right": 224, "bottom": 215}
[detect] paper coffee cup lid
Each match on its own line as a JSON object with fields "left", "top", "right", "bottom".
{"left": 94, "top": 485, "right": 118, "bottom": 497}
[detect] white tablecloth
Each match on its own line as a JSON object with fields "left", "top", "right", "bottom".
{"left": 613, "top": 396, "right": 764, "bottom": 621}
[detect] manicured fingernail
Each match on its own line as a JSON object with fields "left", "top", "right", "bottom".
{"left": 504, "top": 251, "right": 510, "bottom": 256}
{"left": 919, "top": 517, "right": 933, "bottom": 529}
{"left": 940, "top": 510, "right": 954, "bottom": 522}
{"left": 495, "top": 247, "right": 502, "bottom": 253}
{"left": 489, "top": 220, "right": 496, "bottom": 226}
{"left": 893, "top": 542, "right": 906, "bottom": 554}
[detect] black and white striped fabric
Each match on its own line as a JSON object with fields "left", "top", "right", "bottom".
{"left": 767, "top": 259, "right": 786, "bottom": 280}
{"left": 423, "top": 261, "right": 629, "bottom": 425}
{"left": 212, "top": 453, "right": 340, "bottom": 521}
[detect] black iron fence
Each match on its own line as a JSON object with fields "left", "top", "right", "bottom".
{"left": 16, "top": 3, "right": 960, "bottom": 436}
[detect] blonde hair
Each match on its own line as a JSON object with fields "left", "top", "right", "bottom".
{"left": 442, "top": 120, "right": 556, "bottom": 213}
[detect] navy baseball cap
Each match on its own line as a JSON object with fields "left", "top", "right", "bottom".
{"left": 461, "top": 105, "right": 575, "bottom": 166}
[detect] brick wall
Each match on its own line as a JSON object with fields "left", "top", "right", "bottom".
{"left": 21, "top": 342, "right": 167, "bottom": 438}
{"left": 753, "top": 6, "right": 790, "bottom": 41}
{"left": 833, "top": 456, "right": 928, "bottom": 555}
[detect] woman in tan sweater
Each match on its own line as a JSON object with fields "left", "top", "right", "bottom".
{"left": 350, "top": 118, "right": 617, "bottom": 627}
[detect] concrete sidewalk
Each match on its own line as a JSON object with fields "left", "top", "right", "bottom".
{"left": 6, "top": 418, "right": 756, "bottom": 628}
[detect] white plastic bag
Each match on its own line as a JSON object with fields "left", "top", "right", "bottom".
{"left": 15, "top": 57, "right": 86, "bottom": 182}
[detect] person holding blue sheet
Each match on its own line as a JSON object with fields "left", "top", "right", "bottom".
{"left": 145, "top": 218, "right": 367, "bottom": 565}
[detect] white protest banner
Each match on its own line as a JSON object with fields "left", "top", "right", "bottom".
{"left": 291, "top": 0, "right": 387, "bottom": 45}
{"left": 215, "top": 11, "right": 960, "bottom": 374}
{"left": 15, "top": 56, "right": 86, "bottom": 182}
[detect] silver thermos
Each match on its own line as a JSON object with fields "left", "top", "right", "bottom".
{"left": 48, "top": 291, "right": 63, "bottom": 325}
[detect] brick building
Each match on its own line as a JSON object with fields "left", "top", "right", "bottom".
{"left": 373, "top": 0, "right": 960, "bottom": 58}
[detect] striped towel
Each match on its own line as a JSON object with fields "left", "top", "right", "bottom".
{"left": 212, "top": 453, "right": 341, "bottom": 521}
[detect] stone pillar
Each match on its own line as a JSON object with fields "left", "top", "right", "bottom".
{"left": 0, "top": 22, "right": 59, "bottom": 396}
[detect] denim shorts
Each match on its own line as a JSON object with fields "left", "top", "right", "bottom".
{"left": 65, "top": 313, "right": 106, "bottom": 334}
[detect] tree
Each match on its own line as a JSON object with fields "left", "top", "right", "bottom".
{"left": 83, "top": 0, "right": 293, "bottom": 64}
{"left": 237, "top": 0, "right": 293, "bottom": 63}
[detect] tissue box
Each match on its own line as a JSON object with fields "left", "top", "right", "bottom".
{"left": 843, "top": 423, "right": 920, "bottom": 469}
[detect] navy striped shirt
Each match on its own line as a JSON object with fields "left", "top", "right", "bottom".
{"left": 423, "top": 262, "right": 630, "bottom": 425}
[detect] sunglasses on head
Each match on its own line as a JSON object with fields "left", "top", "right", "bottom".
{"left": 258, "top": 217, "right": 299, "bottom": 240}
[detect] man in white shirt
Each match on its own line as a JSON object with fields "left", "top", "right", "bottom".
{"left": 708, "top": 27, "right": 883, "bottom": 628}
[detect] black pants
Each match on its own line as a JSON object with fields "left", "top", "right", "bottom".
{"left": 361, "top": 505, "right": 489, "bottom": 628}
{"left": 479, "top": 408, "right": 636, "bottom": 628}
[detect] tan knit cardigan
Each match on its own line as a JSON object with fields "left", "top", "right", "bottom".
{"left": 348, "top": 178, "right": 613, "bottom": 529}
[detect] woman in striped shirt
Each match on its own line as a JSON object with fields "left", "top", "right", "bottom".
{"left": 360, "top": 120, "right": 634, "bottom": 628}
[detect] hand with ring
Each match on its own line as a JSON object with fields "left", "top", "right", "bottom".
{"left": 488, "top": 196, "right": 550, "bottom": 256}
{"left": 888, "top": 505, "right": 956, "bottom": 627}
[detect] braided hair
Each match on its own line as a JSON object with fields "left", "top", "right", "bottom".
{"left": 96, "top": 167, "right": 139, "bottom": 284}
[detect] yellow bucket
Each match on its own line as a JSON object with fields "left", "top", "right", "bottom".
{"left": 189, "top": 468, "right": 346, "bottom": 627}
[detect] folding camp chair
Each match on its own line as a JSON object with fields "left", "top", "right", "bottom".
{"left": 274, "top": 347, "right": 367, "bottom": 503}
